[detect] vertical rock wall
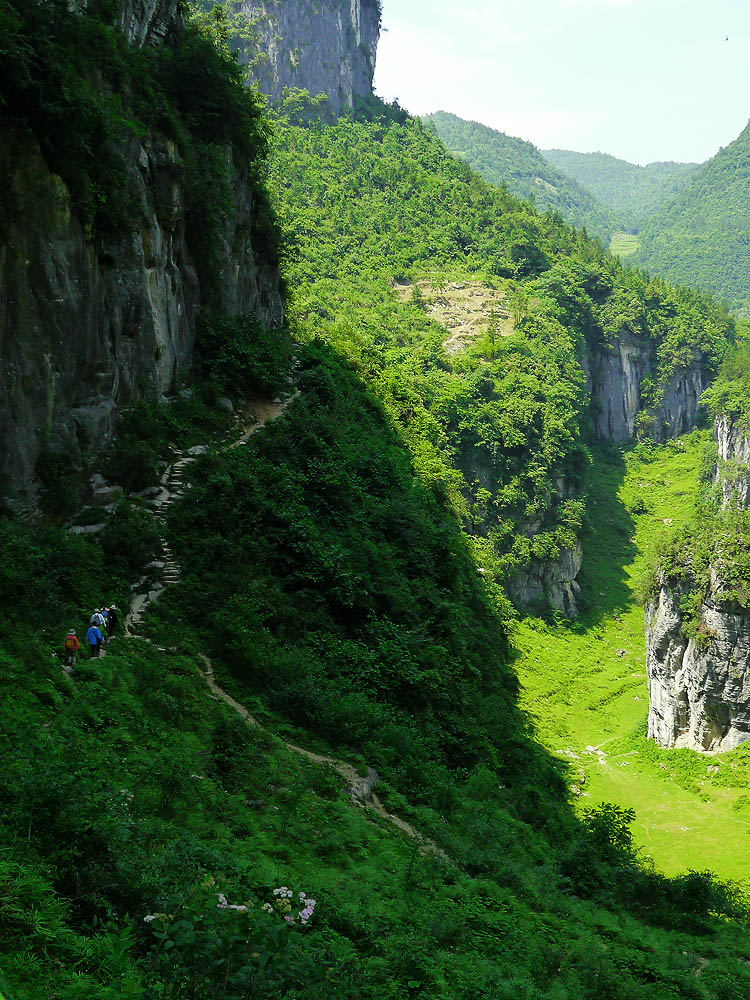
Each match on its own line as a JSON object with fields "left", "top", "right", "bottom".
{"left": 508, "top": 543, "right": 583, "bottom": 618}
{"left": 584, "top": 332, "right": 709, "bottom": 443}
{"left": 714, "top": 413, "right": 750, "bottom": 507}
{"left": 236, "top": 0, "right": 381, "bottom": 115}
{"left": 119, "top": 0, "right": 180, "bottom": 45}
{"left": 646, "top": 582, "right": 750, "bottom": 752}
{"left": 0, "top": 1, "right": 284, "bottom": 501}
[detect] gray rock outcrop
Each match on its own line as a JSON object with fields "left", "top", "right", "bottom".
{"left": 646, "top": 582, "right": 750, "bottom": 752}
{"left": 236, "top": 0, "right": 381, "bottom": 116}
{"left": 584, "top": 332, "right": 708, "bottom": 443}
{"left": 119, "top": 0, "right": 179, "bottom": 45}
{"left": 714, "top": 413, "right": 750, "bottom": 507}
{"left": 509, "top": 543, "right": 583, "bottom": 618}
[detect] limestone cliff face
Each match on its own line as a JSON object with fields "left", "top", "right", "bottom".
{"left": 584, "top": 332, "right": 708, "bottom": 443}
{"left": 0, "top": 1, "right": 283, "bottom": 501}
{"left": 646, "top": 581, "right": 750, "bottom": 751}
{"left": 237, "top": 0, "right": 381, "bottom": 115}
{"left": 714, "top": 413, "right": 750, "bottom": 507}
{"left": 119, "top": 0, "right": 179, "bottom": 45}
{"left": 70, "top": 0, "right": 179, "bottom": 45}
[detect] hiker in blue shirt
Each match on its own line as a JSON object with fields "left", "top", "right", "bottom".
{"left": 87, "top": 622, "right": 103, "bottom": 658}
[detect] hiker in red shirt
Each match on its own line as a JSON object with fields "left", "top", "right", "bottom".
{"left": 64, "top": 630, "right": 79, "bottom": 667}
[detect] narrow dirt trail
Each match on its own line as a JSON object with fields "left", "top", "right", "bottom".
{"left": 124, "top": 390, "right": 446, "bottom": 858}
{"left": 198, "top": 654, "right": 446, "bottom": 856}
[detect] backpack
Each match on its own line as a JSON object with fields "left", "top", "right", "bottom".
{"left": 64, "top": 635, "right": 76, "bottom": 651}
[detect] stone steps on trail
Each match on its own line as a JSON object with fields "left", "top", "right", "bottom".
{"left": 127, "top": 396, "right": 298, "bottom": 632}
{"left": 68, "top": 522, "right": 107, "bottom": 535}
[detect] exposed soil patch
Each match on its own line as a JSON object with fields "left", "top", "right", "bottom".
{"left": 394, "top": 278, "right": 511, "bottom": 354}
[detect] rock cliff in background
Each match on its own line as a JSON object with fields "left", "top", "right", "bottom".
{"left": 714, "top": 413, "right": 750, "bottom": 507}
{"left": 509, "top": 543, "right": 583, "bottom": 617}
{"left": 584, "top": 333, "right": 709, "bottom": 443}
{"left": 0, "top": 2, "right": 283, "bottom": 501}
{"left": 646, "top": 581, "right": 750, "bottom": 752}
{"left": 236, "top": 0, "right": 381, "bottom": 115}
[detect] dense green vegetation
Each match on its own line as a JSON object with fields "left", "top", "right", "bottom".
{"left": 632, "top": 121, "right": 750, "bottom": 315}
{"left": 542, "top": 148, "right": 699, "bottom": 233}
{"left": 702, "top": 333, "right": 750, "bottom": 426}
{"left": 266, "top": 113, "right": 733, "bottom": 595}
{"left": 4, "top": 352, "right": 750, "bottom": 999}
{"left": 2, "top": 3, "right": 750, "bottom": 997}
{"left": 4, "top": 500, "right": 750, "bottom": 998}
{"left": 425, "top": 111, "right": 617, "bottom": 240}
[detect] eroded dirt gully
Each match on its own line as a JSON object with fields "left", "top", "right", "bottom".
{"left": 122, "top": 389, "right": 445, "bottom": 858}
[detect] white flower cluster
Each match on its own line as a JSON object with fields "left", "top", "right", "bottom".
{"left": 216, "top": 892, "right": 248, "bottom": 913}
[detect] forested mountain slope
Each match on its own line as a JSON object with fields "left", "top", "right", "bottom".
{"left": 267, "top": 112, "right": 733, "bottom": 612}
{"left": 2, "top": 3, "right": 750, "bottom": 998}
{"left": 424, "top": 111, "right": 617, "bottom": 240}
{"left": 542, "top": 148, "right": 699, "bottom": 232}
{"left": 632, "top": 120, "right": 750, "bottom": 315}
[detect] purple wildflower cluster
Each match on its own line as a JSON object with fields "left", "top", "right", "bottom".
{"left": 143, "top": 879, "right": 317, "bottom": 930}
{"left": 269, "top": 886, "right": 316, "bottom": 926}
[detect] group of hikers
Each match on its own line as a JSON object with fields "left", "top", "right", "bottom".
{"left": 64, "top": 605, "right": 120, "bottom": 665}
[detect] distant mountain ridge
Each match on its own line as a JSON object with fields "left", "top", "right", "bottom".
{"left": 631, "top": 120, "right": 750, "bottom": 315}
{"left": 542, "top": 149, "right": 699, "bottom": 232}
{"left": 424, "top": 111, "right": 617, "bottom": 240}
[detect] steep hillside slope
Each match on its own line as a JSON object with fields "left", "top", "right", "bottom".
{"left": 543, "top": 148, "right": 699, "bottom": 232}
{"left": 425, "top": 111, "right": 617, "bottom": 240}
{"left": 632, "top": 121, "right": 750, "bottom": 314}
{"left": 0, "top": 0, "right": 283, "bottom": 502}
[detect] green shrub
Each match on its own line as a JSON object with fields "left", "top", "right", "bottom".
{"left": 197, "top": 313, "right": 293, "bottom": 396}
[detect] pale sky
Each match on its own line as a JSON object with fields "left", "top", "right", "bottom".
{"left": 373, "top": 0, "right": 750, "bottom": 165}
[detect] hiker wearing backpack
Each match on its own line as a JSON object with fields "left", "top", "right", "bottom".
{"left": 106, "top": 604, "right": 119, "bottom": 638}
{"left": 87, "top": 622, "right": 103, "bottom": 658}
{"left": 64, "top": 630, "right": 79, "bottom": 667}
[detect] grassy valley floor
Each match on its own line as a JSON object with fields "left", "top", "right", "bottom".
{"left": 514, "top": 430, "right": 750, "bottom": 882}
